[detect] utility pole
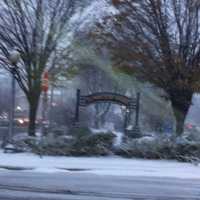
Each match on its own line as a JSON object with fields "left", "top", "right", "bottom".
{"left": 49, "top": 84, "right": 54, "bottom": 130}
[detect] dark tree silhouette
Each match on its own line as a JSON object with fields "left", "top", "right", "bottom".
{"left": 93, "top": 0, "right": 200, "bottom": 136}
{"left": 0, "top": 0, "right": 78, "bottom": 136}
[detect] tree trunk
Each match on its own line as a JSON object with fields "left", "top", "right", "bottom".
{"left": 172, "top": 106, "right": 187, "bottom": 136}
{"left": 28, "top": 96, "right": 40, "bottom": 137}
{"left": 170, "top": 90, "right": 193, "bottom": 136}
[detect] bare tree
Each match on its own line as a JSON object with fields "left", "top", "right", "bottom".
{"left": 0, "top": 0, "right": 79, "bottom": 136}
{"left": 92, "top": 0, "right": 200, "bottom": 136}
{"left": 79, "top": 65, "right": 122, "bottom": 129}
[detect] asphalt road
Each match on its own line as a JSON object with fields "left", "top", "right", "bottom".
{"left": 0, "top": 171, "right": 200, "bottom": 200}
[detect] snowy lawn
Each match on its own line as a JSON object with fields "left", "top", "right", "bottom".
{"left": 0, "top": 150, "right": 200, "bottom": 179}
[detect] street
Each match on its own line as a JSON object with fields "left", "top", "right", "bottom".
{"left": 0, "top": 171, "right": 200, "bottom": 200}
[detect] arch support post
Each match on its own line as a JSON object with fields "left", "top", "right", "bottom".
{"left": 135, "top": 93, "right": 140, "bottom": 127}
{"left": 132, "top": 92, "right": 141, "bottom": 137}
{"left": 74, "top": 89, "right": 80, "bottom": 126}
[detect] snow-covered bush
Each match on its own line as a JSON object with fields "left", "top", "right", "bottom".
{"left": 116, "top": 135, "right": 200, "bottom": 163}
{"left": 71, "top": 132, "right": 116, "bottom": 156}
{"left": 183, "top": 128, "right": 200, "bottom": 141}
{"left": 116, "top": 136, "right": 173, "bottom": 159}
{"left": 20, "top": 129, "right": 116, "bottom": 156}
{"left": 69, "top": 126, "right": 92, "bottom": 138}
{"left": 12, "top": 135, "right": 42, "bottom": 153}
{"left": 21, "top": 135, "right": 74, "bottom": 156}
{"left": 173, "top": 137, "right": 200, "bottom": 163}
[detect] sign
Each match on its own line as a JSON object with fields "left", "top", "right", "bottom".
{"left": 42, "top": 71, "right": 49, "bottom": 92}
{"left": 79, "top": 92, "right": 136, "bottom": 107}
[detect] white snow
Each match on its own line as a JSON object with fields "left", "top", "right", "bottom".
{"left": 91, "top": 123, "right": 123, "bottom": 146}
{"left": 70, "top": 0, "right": 118, "bottom": 32}
{"left": 0, "top": 150, "right": 200, "bottom": 179}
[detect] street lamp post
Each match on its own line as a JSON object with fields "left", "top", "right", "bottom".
{"left": 5, "top": 50, "right": 20, "bottom": 150}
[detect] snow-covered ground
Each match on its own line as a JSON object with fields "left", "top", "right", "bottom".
{"left": 0, "top": 150, "right": 200, "bottom": 179}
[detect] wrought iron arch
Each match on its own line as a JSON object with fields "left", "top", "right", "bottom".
{"left": 74, "top": 89, "right": 141, "bottom": 138}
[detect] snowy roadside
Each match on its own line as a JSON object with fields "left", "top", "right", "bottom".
{"left": 0, "top": 150, "right": 200, "bottom": 179}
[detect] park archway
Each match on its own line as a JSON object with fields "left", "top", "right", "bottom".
{"left": 74, "top": 89, "right": 141, "bottom": 138}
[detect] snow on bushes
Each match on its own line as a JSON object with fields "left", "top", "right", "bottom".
{"left": 13, "top": 127, "right": 116, "bottom": 156}
{"left": 9, "top": 128, "right": 200, "bottom": 163}
{"left": 116, "top": 135, "right": 200, "bottom": 163}
{"left": 71, "top": 132, "right": 116, "bottom": 156}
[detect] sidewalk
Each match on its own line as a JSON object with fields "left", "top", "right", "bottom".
{"left": 0, "top": 150, "right": 200, "bottom": 179}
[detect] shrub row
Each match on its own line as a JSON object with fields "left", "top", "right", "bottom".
{"left": 115, "top": 136, "right": 200, "bottom": 163}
